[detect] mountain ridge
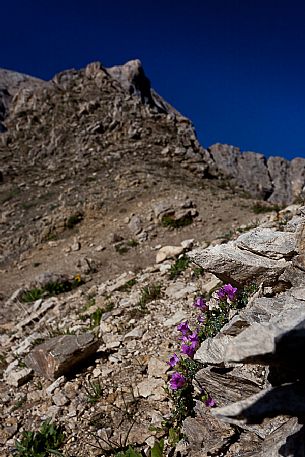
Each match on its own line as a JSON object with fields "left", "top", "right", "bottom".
{"left": 1, "top": 59, "right": 304, "bottom": 207}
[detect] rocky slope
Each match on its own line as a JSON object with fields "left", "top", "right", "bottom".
{"left": 0, "top": 59, "right": 305, "bottom": 457}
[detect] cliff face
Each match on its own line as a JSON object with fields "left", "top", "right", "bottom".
{"left": 202, "top": 144, "right": 305, "bottom": 204}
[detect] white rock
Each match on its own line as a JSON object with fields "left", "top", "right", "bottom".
{"left": 136, "top": 377, "right": 165, "bottom": 399}
{"left": 201, "top": 275, "right": 221, "bottom": 294}
{"left": 159, "top": 263, "right": 171, "bottom": 273}
{"left": 148, "top": 357, "right": 166, "bottom": 378}
{"left": 181, "top": 239, "right": 194, "bottom": 249}
{"left": 124, "top": 327, "right": 144, "bottom": 340}
{"left": 4, "top": 366, "right": 33, "bottom": 387}
{"left": 102, "top": 333, "right": 122, "bottom": 349}
{"left": 164, "top": 311, "right": 188, "bottom": 327}
{"left": 95, "top": 245, "right": 105, "bottom": 252}
{"left": 165, "top": 281, "right": 197, "bottom": 300}
{"left": 46, "top": 376, "right": 66, "bottom": 395}
{"left": 156, "top": 246, "right": 184, "bottom": 263}
{"left": 52, "top": 392, "right": 69, "bottom": 407}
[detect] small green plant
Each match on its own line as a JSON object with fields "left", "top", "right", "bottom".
{"left": 169, "top": 256, "right": 189, "bottom": 279}
{"left": 0, "top": 187, "right": 20, "bottom": 204}
{"left": 115, "top": 446, "right": 142, "bottom": 457}
{"left": 21, "top": 200, "right": 37, "bottom": 210}
{"left": 14, "top": 419, "right": 65, "bottom": 457}
{"left": 115, "top": 239, "right": 138, "bottom": 255}
{"left": 150, "top": 439, "right": 164, "bottom": 457}
{"left": 21, "top": 288, "right": 43, "bottom": 303}
{"left": 21, "top": 275, "right": 83, "bottom": 303}
{"left": 192, "top": 266, "right": 204, "bottom": 278}
{"left": 12, "top": 396, "right": 27, "bottom": 411}
{"left": 66, "top": 212, "right": 83, "bottom": 229}
{"left": 161, "top": 214, "right": 193, "bottom": 228}
{"left": 89, "top": 308, "right": 103, "bottom": 328}
{"left": 138, "top": 283, "right": 162, "bottom": 308}
{"left": 85, "top": 379, "right": 103, "bottom": 404}
{"left": 80, "top": 297, "right": 96, "bottom": 312}
{"left": 45, "top": 232, "right": 58, "bottom": 241}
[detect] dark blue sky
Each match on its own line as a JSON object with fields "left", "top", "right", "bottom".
{"left": 2, "top": 0, "right": 305, "bottom": 160}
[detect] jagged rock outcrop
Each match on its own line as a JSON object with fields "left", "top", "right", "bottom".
{"left": 186, "top": 206, "right": 305, "bottom": 456}
{"left": 0, "top": 68, "right": 46, "bottom": 129}
{"left": 203, "top": 143, "right": 305, "bottom": 205}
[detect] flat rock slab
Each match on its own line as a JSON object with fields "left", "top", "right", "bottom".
{"left": 236, "top": 228, "right": 296, "bottom": 260}
{"left": 188, "top": 242, "right": 288, "bottom": 285}
{"left": 25, "top": 333, "right": 100, "bottom": 379}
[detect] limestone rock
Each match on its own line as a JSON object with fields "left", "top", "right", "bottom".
{"left": 156, "top": 245, "right": 184, "bottom": 263}
{"left": 182, "top": 402, "right": 235, "bottom": 455}
{"left": 128, "top": 215, "right": 142, "bottom": 235}
{"left": 213, "top": 383, "right": 305, "bottom": 424}
{"left": 208, "top": 144, "right": 273, "bottom": 200}
{"left": 4, "top": 362, "right": 33, "bottom": 387}
{"left": 147, "top": 357, "right": 167, "bottom": 378}
{"left": 24, "top": 333, "right": 100, "bottom": 379}
{"left": 163, "top": 310, "right": 188, "bottom": 327}
{"left": 188, "top": 241, "right": 288, "bottom": 285}
{"left": 224, "top": 303, "right": 305, "bottom": 367}
{"left": 195, "top": 367, "right": 263, "bottom": 408}
{"left": 195, "top": 334, "right": 235, "bottom": 365}
{"left": 17, "top": 298, "right": 58, "bottom": 329}
{"left": 136, "top": 377, "right": 165, "bottom": 399}
{"left": 236, "top": 227, "right": 296, "bottom": 260}
{"left": 165, "top": 281, "right": 197, "bottom": 300}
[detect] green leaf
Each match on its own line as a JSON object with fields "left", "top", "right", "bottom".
{"left": 150, "top": 439, "right": 164, "bottom": 457}
{"left": 168, "top": 427, "right": 180, "bottom": 446}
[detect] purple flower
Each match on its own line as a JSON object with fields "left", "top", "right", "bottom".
{"left": 181, "top": 332, "right": 199, "bottom": 358}
{"left": 177, "top": 321, "right": 191, "bottom": 336}
{"left": 181, "top": 342, "right": 197, "bottom": 358}
{"left": 197, "top": 314, "right": 206, "bottom": 324}
{"left": 169, "top": 372, "right": 186, "bottom": 390}
{"left": 205, "top": 396, "right": 216, "bottom": 407}
{"left": 217, "top": 288, "right": 226, "bottom": 300}
{"left": 217, "top": 284, "right": 238, "bottom": 301}
{"left": 193, "top": 297, "right": 208, "bottom": 311}
{"left": 188, "top": 331, "right": 199, "bottom": 343}
{"left": 167, "top": 353, "right": 179, "bottom": 368}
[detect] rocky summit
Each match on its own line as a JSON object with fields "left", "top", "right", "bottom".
{"left": 1, "top": 59, "right": 305, "bottom": 456}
